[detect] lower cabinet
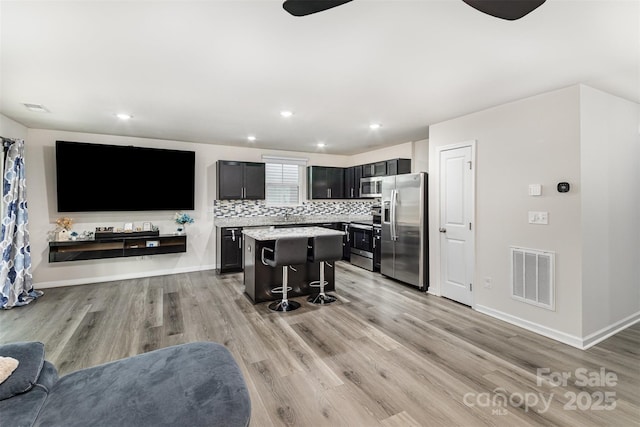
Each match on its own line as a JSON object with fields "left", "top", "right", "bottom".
{"left": 217, "top": 227, "right": 243, "bottom": 274}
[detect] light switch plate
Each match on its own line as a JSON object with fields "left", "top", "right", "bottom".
{"left": 528, "top": 184, "right": 542, "bottom": 196}
{"left": 528, "top": 211, "right": 548, "bottom": 224}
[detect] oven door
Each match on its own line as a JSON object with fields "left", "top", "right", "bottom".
{"left": 349, "top": 223, "right": 374, "bottom": 271}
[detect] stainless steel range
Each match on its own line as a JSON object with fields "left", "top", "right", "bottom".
{"left": 349, "top": 221, "right": 374, "bottom": 271}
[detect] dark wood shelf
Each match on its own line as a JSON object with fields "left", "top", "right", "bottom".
{"left": 49, "top": 234, "right": 187, "bottom": 263}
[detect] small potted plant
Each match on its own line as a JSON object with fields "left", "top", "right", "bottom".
{"left": 174, "top": 212, "right": 194, "bottom": 235}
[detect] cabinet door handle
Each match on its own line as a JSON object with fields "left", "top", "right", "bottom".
{"left": 231, "top": 229, "right": 235, "bottom": 241}
{"left": 238, "top": 237, "right": 242, "bottom": 249}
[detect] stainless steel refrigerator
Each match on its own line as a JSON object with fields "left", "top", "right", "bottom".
{"left": 381, "top": 172, "right": 428, "bottom": 290}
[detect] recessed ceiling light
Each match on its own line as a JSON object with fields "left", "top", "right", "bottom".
{"left": 369, "top": 123, "right": 382, "bottom": 130}
{"left": 280, "top": 111, "right": 293, "bottom": 118}
{"left": 23, "top": 103, "right": 49, "bottom": 113}
{"left": 116, "top": 113, "right": 132, "bottom": 120}
{"left": 247, "top": 135, "right": 257, "bottom": 142}
{"left": 317, "top": 142, "right": 326, "bottom": 148}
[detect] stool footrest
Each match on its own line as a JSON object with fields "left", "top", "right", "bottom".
{"left": 308, "top": 280, "right": 329, "bottom": 288}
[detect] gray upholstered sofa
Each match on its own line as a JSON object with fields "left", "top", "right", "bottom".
{"left": 0, "top": 341, "right": 251, "bottom": 427}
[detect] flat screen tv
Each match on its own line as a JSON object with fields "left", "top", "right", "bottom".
{"left": 55, "top": 140, "right": 195, "bottom": 212}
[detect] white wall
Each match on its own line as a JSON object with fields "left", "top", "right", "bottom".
{"left": 0, "top": 114, "right": 28, "bottom": 139}
{"left": 580, "top": 86, "right": 640, "bottom": 339}
{"left": 429, "top": 86, "right": 584, "bottom": 339}
{"left": 412, "top": 138, "right": 429, "bottom": 173}
{"left": 27, "top": 129, "right": 349, "bottom": 287}
{"left": 348, "top": 142, "right": 413, "bottom": 167}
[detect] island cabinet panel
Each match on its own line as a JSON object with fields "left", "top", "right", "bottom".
{"left": 217, "top": 161, "right": 265, "bottom": 200}
{"left": 243, "top": 235, "right": 335, "bottom": 303}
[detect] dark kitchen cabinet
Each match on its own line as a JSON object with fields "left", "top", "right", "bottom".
{"left": 386, "top": 158, "right": 411, "bottom": 176}
{"left": 362, "top": 161, "right": 387, "bottom": 178}
{"left": 216, "top": 227, "right": 243, "bottom": 274}
{"left": 217, "top": 161, "right": 265, "bottom": 200}
{"left": 307, "top": 166, "right": 344, "bottom": 199}
{"left": 373, "top": 226, "right": 381, "bottom": 271}
{"left": 344, "top": 165, "right": 363, "bottom": 199}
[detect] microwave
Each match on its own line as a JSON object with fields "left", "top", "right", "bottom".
{"left": 360, "top": 176, "right": 383, "bottom": 198}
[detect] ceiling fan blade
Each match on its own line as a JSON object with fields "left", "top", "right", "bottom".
{"left": 283, "top": 0, "right": 353, "bottom": 17}
{"left": 462, "top": 0, "right": 546, "bottom": 20}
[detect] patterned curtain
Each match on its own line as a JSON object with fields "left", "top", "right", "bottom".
{"left": 0, "top": 138, "right": 42, "bottom": 309}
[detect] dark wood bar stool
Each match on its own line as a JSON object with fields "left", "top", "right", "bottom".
{"left": 307, "top": 234, "right": 343, "bottom": 305}
{"left": 261, "top": 237, "right": 308, "bottom": 312}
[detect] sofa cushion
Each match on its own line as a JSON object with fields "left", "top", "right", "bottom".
{"left": 0, "top": 341, "right": 45, "bottom": 401}
{"left": 0, "top": 361, "right": 59, "bottom": 427}
{"left": 0, "top": 382, "right": 49, "bottom": 427}
{"left": 35, "top": 342, "right": 251, "bottom": 427}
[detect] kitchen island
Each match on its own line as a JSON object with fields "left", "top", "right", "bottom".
{"left": 242, "top": 226, "right": 344, "bottom": 304}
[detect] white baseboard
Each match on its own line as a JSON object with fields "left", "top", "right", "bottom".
{"left": 35, "top": 264, "right": 217, "bottom": 289}
{"left": 475, "top": 304, "right": 585, "bottom": 349}
{"left": 581, "top": 311, "right": 640, "bottom": 349}
{"left": 475, "top": 305, "right": 640, "bottom": 350}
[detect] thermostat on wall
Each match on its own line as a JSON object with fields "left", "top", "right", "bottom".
{"left": 557, "top": 182, "right": 570, "bottom": 193}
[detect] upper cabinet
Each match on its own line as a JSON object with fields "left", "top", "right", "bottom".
{"left": 308, "top": 158, "right": 411, "bottom": 200}
{"left": 217, "top": 161, "right": 265, "bottom": 200}
{"left": 344, "top": 165, "right": 363, "bottom": 199}
{"left": 308, "top": 166, "right": 344, "bottom": 199}
{"left": 362, "top": 161, "right": 387, "bottom": 178}
{"left": 386, "top": 158, "right": 411, "bottom": 176}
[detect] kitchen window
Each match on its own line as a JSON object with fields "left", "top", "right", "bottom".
{"left": 263, "top": 155, "right": 307, "bottom": 206}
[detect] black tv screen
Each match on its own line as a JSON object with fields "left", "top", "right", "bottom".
{"left": 56, "top": 140, "right": 195, "bottom": 212}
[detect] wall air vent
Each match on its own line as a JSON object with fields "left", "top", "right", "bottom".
{"left": 510, "top": 246, "right": 555, "bottom": 310}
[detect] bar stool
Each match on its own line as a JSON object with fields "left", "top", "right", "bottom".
{"left": 261, "top": 237, "right": 309, "bottom": 312}
{"left": 307, "top": 234, "right": 343, "bottom": 305}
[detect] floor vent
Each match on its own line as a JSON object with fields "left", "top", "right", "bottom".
{"left": 510, "top": 246, "right": 555, "bottom": 310}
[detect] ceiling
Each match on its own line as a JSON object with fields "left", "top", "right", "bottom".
{"left": 1, "top": 1, "right": 638, "bottom": 155}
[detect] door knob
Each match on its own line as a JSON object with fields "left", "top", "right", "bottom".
{"left": 439, "top": 228, "right": 447, "bottom": 233}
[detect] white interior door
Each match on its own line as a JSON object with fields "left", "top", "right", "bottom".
{"left": 439, "top": 144, "right": 474, "bottom": 306}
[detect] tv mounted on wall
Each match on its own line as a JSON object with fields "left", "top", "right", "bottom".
{"left": 55, "top": 140, "right": 195, "bottom": 212}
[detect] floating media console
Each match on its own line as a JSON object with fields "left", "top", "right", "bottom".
{"left": 49, "top": 234, "right": 187, "bottom": 263}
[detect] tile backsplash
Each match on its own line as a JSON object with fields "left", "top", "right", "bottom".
{"left": 213, "top": 200, "right": 374, "bottom": 218}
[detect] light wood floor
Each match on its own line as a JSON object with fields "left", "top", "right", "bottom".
{"left": 1, "top": 262, "right": 638, "bottom": 426}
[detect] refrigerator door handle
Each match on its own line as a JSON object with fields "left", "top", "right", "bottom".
{"left": 391, "top": 189, "right": 397, "bottom": 241}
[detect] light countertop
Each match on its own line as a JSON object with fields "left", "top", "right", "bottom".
{"left": 215, "top": 214, "right": 371, "bottom": 228}
{"left": 242, "top": 226, "right": 345, "bottom": 241}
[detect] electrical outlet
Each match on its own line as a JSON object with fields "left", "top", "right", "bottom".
{"left": 528, "top": 211, "right": 548, "bottom": 225}
{"left": 483, "top": 277, "right": 492, "bottom": 289}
